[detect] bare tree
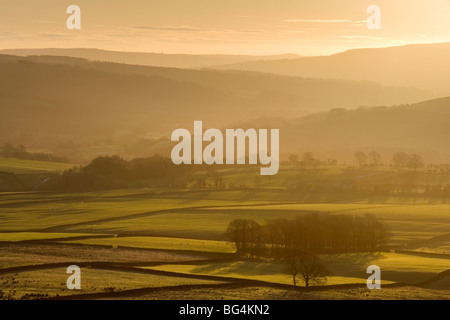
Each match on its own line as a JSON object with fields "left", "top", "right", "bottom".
{"left": 302, "top": 152, "right": 317, "bottom": 166}
{"left": 392, "top": 152, "right": 409, "bottom": 167}
{"left": 248, "top": 220, "right": 263, "bottom": 257}
{"left": 354, "top": 152, "right": 368, "bottom": 166}
{"left": 283, "top": 250, "right": 331, "bottom": 287}
{"left": 226, "top": 219, "right": 249, "bottom": 254}
{"left": 288, "top": 154, "right": 300, "bottom": 166}
{"left": 368, "top": 151, "right": 382, "bottom": 166}
{"left": 408, "top": 154, "right": 424, "bottom": 170}
{"left": 226, "top": 219, "right": 262, "bottom": 256}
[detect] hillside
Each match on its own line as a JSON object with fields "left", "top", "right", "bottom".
{"left": 212, "top": 43, "right": 450, "bottom": 94}
{"left": 273, "top": 96, "right": 450, "bottom": 161}
{"left": 0, "top": 48, "right": 300, "bottom": 69}
{"left": 0, "top": 58, "right": 237, "bottom": 138}
{"left": 0, "top": 54, "right": 432, "bottom": 149}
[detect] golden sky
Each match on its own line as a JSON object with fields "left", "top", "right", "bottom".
{"left": 0, "top": 0, "right": 449, "bottom": 55}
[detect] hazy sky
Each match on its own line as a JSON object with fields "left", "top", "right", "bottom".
{"left": 0, "top": 0, "right": 449, "bottom": 55}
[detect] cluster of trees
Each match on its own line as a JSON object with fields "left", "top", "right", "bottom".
{"left": 265, "top": 214, "right": 385, "bottom": 254}
{"left": 391, "top": 152, "right": 424, "bottom": 169}
{"left": 424, "top": 164, "right": 450, "bottom": 174}
{"left": 40, "top": 155, "right": 188, "bottom": 191}
{"left": 0, "top": 143, "right": 68, "bottom": 163}
{"left": 371, "top": 183, "right": 450, "bottom": 196}
{"left": 283, "top": 249, "right": 331, "bottom": 287}
{"left": 354, "top": 151, "right": 382, "bottom": 166}
{"left": 287, "top": 150, "right": 425, "bottom": 170}
{"left": 226, "top": 219, "right": 264, "bottom": 257}
{"left": 288, "top": 152, "right": 338, "bottom": 167}
{"left": 354, "top": 151, "right": 424, "bottom": 169}
{"left": 226, "top": 213, "right": 386, "bottom": 258}
{"left": 226, "top": 214, "right": 385, "bottom": 287}
{"left": 291, "top": 180, "right": 450, "bottom": 196}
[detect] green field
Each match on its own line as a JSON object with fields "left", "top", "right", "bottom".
{"left": 62, "top": 236, "right": 235, "bottom": 253}
{"left": 1, "top": 188, "right": 450, "bottom": 248}
{"left": 2, "top": 163, "right": 450, "bottom": 299}
{"left": 0, "top": 232, "right": 109, "bottom": 242}
{"left": 146, "top": 252, "right": 450, "bottom": 286}
{"left": 0, "top": 267, "right": 223, "bottom": 300}
{"left": 56, "top": 201, "right": 450, "bottom": 247}
{"left": 0, "top": 158, "right": 74, "bottom": 174}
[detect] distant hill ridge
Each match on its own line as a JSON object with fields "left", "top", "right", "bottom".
{"left": 0, "top": 52, "right": 448, "bottom": 161}
{"left": 210, "top": 42, "right": 450, "bottom": 94}
{"left": 272, "top": 96, "right": 450, "bottom": 160}
{"left": 0, "top": 48, "right": 301, "bottom": 69}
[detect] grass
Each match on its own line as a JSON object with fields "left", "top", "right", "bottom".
{"left": 61, "top": 236, "right": 236, "bottom": 253}
{"left": 3, "top": 188, "right": 449, "bottom": 247}
{"left": 413, "top": 246, "right": 450, "bottom": 255}
{"left": 0, "top": 232, "right": 108, "bottom": 242}
{"left": 0, "top": 195, "right": 268, "bottom": 231}
{"left": 66, "top": 211, "right": 249, "bottom": 239}
{"left": 322, "top": 252, "right": 450, "bottom": 284}
{"left": 2, "top": 163, "right": 450, "bottom": 299}
{"left": 189, "top": 165, "right": 450, "bottom": 190}
{"left": 147, "top": 252, "right": 450, "bottom": 287}
{"left": 0, "top": 158, "right": 74, "bottom": 174}
{"left": 2, "top": 188, "right": 450, "bottom": 248}
{"left": 127, "top": 285, "right": 450, "bottom": 300}
{"left": 146, "top": 261, "right": 293, "bottom": 285}
{"left": 0, "top": 267, "right": 224, "bottom": 300}
{"left": 0, "top": 242, "right": 204, "bottom": 270}
{"left": 64, "top": 203, "right": 450, "bottom": 245}
{"left": 145, "top": 261, "right": 373, "bottom": 286}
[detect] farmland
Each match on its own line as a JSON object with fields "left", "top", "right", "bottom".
{"left": 0, "top": 158, "right": 73, "bottom": 174}
{"left": 1, "top": 158, "right": 450, "bottom": 299}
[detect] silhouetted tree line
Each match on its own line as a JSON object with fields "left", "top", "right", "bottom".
{"left": 39, "top": 155, "right": 189, "bottom": 191}
{"left": 354, "top": 151, "right": 425, "bottom": 169}
{"left": 226, "top": 213, "right": 386, "bottom": 257}
{"left": 369, "top": 183, "right": 450, "bottom": 196}
{"left": 287, "top": 151, "right": 426, "bottom": 170}
{"left": 283, "top": 249, "right": 331, "bottom": 287}
{"left": 291, "top": 180, "right": 450, "bottom": 196}
{"left": 287, "top": 152, "right": 338, "bottom": 167}
{"left": 0, "top": 143, "right": 69, "bottom": 163}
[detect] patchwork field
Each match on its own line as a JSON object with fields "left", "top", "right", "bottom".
{"left": 146, "top": 252, "right": 450, "bottom": 286}
{"left": 1, "top": 159, "right": 450, "bottom": 299}
{"left": 61, "top": 236, "right": 235, "bottom": 253}
{"left": 0, "top": 158, "right": 73, "bottom": 174}
{"left": 0, "top": 267, "right": 224, "bottom": 300}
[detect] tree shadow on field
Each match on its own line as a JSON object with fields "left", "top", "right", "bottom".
{"left": 191, "top": 261, "right": 282, "bottom": 277}
{"left": 381, "top": 270, "right": 436, "bottom": 284}
{"left": 322, "top": 252, "right": 385, "bottom": 277}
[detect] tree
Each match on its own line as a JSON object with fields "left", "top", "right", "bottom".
{"left": 247, "top": 220, "right": 263, "bottom": 257}
{"left": 283, "top": 250, "right": 331, "bottom": 287}
{"left": 368, "top": 151, "right": 382, "bottom": 166}
{"left": 392, "top": 152, "right": 409, "bottom": 167}
{"left": 226, "top": 220, "right": 247, "bottom": 254}
{"left": 225, "top": 219, "right": 262, "bottom": 256}
{"left": 408, "top": 154, "right": 424, "bottom": 170}
{"left": 288, "top": 154, "right": 300, "bottom": 166}
{"left": 84, "top": 155, "right": 127, "bottom": 178}
{"left": 327, "top": 158, "right": 338, "bottom": 166}
{"left": 302, "top": 152, "right": 317, "bottom": 166}
{"left": 1, "top": 143, "right": 15, "bottom": 158}
{"left": 354, "top": 151, "right": 368, "bottom": 166}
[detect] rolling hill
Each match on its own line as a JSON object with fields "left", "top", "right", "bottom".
{"left": 0, "top": 48, "right": 300, "bottom": 69}
{"left": 272, "top": 96, "right": 450, "bottom": 161}
{"left": 21, "top": 55, "right": 430, "bottom": 111}
{"left": 0, "top": 54, "right": 432, "bottom": 149}
{"left": 211, "top": 43, "right": 450, "bottom": 94}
